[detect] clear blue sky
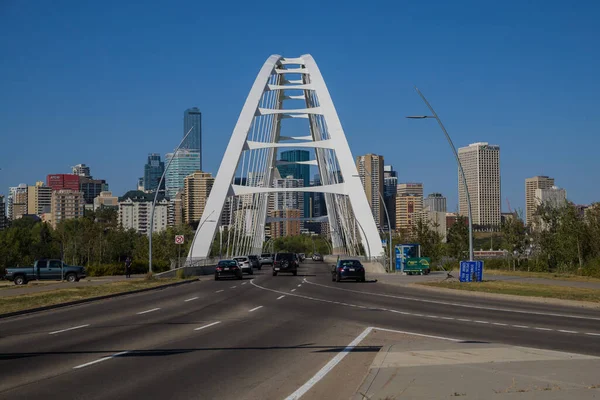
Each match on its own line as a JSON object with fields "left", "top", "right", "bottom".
{"left": 1, "top": 0, "right": 599, "bottom": 212}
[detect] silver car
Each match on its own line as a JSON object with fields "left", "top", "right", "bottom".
{"left": 233, "top": 256, "right": 253, "bottom": 275}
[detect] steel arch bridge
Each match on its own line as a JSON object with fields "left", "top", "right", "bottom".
{"left": 188, "top": 54, "right": 384, "bottom": 259}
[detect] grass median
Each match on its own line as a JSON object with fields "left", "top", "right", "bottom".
{"left": 477, "top": 269, "right": 600, "bottom": 283}
{"left": 420, "top": 281, "right": 600, "bottom": 303}
{"left": 0, "top": 278, "right": 194, "bottom": 315}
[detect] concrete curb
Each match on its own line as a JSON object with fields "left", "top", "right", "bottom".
{"left": 0, "top": 278, "right": 200, "bottom": 320}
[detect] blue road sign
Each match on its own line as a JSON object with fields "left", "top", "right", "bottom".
{"left": 459, "top": 260, "right": 483, "bottom": 282}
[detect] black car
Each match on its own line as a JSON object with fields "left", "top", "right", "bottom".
{"left": 332, "top": 259, "right": 365, "bottom": 282}
{"left": 272, "top": 252, "right": 299, "bottom": 276}
{"left": 248, "top": 255, "right": 261, "bottom": 270}
{"left": 215, "top": 260, "right": 243, "bottom": 280}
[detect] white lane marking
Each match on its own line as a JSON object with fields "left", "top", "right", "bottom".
{"left": 242, "top": 282, "right": 247, "bottom": 285}
{"left": 513, "top": 325, "right": 530, "bottom": 329}
{"left": 291, "top": 289, "right": 296, "bottom": 292}
{"left": 303, "top": 279, "right": 600, "bottom": 321}
{"left": 194, "top": 321, "right": 221, "bottom": 331}
{"left": 441, "top": 317, "right": 455, "bottom": 320}
{"left": 184, "top": 297, "right": 199, "bottom": 302}
{"left": 493, "top": 323, "right": 508, "bottom": 326}
{"left": 230, "top": 286, "right": 237, "bottom": 289}
{"left": 585, "top": 333, "right": 600, "bottom": 336}
{"left": 284, "top": 327, "right": 374, "bottom": 400}
{"left": 558, "top": 330, "right": 578, "bottom": 334}
{"left": 374, "top": 327, "right": 462, "bottom": 342}
{"left": 249, "top": 306, "right": 263, "bottom": 312}
{"left": 137, "top": 308, "right": 160, "bottom": 315}
{"left": 427, "top": 315, "right": 440, "bottom": 319}
{"left": 216, "top": 290, "right": 224, "bottom": 293}
{"left": 535, "top": 327, "right": 553, "bottom": 331}
{"left": 458, "top": 318, "right": 471, "bottom": 322}
{"left": 73, "top": 351, "right": 130, "bottom": 369}
{"left": 475, "top": 320, "right": 490, "bottom": 324}
{"left": 49, "top": 324, "right": 90, "bottom": 335}
{"left": 277, "top": 295, "right": 285, "bottom": 300}
{"left": 297, "top": 284, "right": 302, "bottom": 287}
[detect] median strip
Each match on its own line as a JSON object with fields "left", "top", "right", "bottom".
{"left": 49, "top": 324, "right": 90, "bottom": 335}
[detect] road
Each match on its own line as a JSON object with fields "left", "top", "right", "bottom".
{"left": 1, "top": 260, "right": 599, "bottom": 399}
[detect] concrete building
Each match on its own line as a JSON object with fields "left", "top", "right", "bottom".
{"left": 183, "top": 107, "right": 202, "bottom": 170}
{"left": 8, "top": 184, "right": 28, "bottom": 220}
{"left": 169, "top": 191, "right": 184, "bottom": 227}
{"left": 71, "top": 164, "right": 91, "bottom": 178}
{"left": 525, "top": 176, "right": 555, "bottom": 226}
{"left": 137, "top": 177, "right": 145, "bottom": 191}
{"left": 424, "top": 193, "right": 447, "bottom": 212}
{"left": 93, "top": 191, "right": 118, "bottom": 211}
{"left": 397, "top": 183, "right": 424, "bottom": 197}
{"left": 270, "top": 209, "right": 302, "bottom": 238}
{"left": 356, "top": 154, "right": 384, "bottom": 228}
{"left": 416, "top": 210, "right": 448, "bottom": 242}
{"left": 458, "top": 142, "right": 501, "bottom": 227}
{"left": 396, "top": 194, "right": 423, "bottom": 236}
{"left": 0, "top": 195, "right": 6, "bottom": 229}
{"left": 50, "top": 189, "right": 85, "bottom": 228}
{"left": 534, "top": 186, "right": 567, "bottom": 209}
{"left": 273, "top": 176, "right": 305, "bottom": 214}
{"left": 118, "top": 193, "right": 169, "bottom": 235}
{"left": 165, "top": 150, "right": 201, "bottom": 199}
{"left": 183, "top": 171, "right": 215, "bottom": 225}
{"left": 28, "top": 182, "right": 53, "bottom": 215}
{"left": 46, "top": 174, "right": 79, "bottom": 192}
{"left": 80, "top": 177, "right": 109, "bottom": 205}
{"left": 277, "top": 150, "right": 311, "bottom": 218}
{"left": 144, "top": 153, "right": 165, "bottom": 192}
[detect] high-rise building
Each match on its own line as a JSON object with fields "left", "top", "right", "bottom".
{"left": 93, "top": 191, "right": 118, "bottom": 210}
{"left": 71, "top": 164, "right": 91, "bottom": 178}
{"left": 312, "top": 174, "right": 327, "bottom": 218}
{"left": 396, "top": 194, "right": 423, "bottom": 236}
{"left": 458, "top": 142, "right": 501, "bottom": 226}
{"left": 415, "top": 210, "right": 448, "bottom": 242}
{"left": 383, "top": 166, "right": 397, "bottom": 229}
{"left": 137, "top": 178, "right": 144, "bottom": 191}
{"left": 169, "top": 191, "right": 184, "bottom": 227}
{"left": 183, "top": 107, "right": 202, "bottom": 170}
{"left": 118, "top": 191, "right": 168, "bottom": 235}
{"left": 183, "top": 171, "right": 215, "bottom": 225}
{"left": 8, "top": 184, "right": 28, "bottom": 220}
{"left": 277, "top": 150, "right": 311, "bottom": 218}
{"left": 532, "top": 186, "right": 567, "bottom": 230}
{"left": 397, "top": 183, "right": 424, "bottom": 197}
{"left": 165, "top": 150, "right": 201, "bottom": 199}
{"left": 270, "top": 209, "right": 302, "bottom": 238}
{"left": 273, "top": 176, "right": 305, "bottom": 213}
{"left": 356, "top": 154, "right": 384, "bottom": 227}
{"left": 525, "top": 176, "right": 555, "bottom": 226}
{"left": 79, "top": 177, "right": 108, "bottom": 204}
{"left": 28, "top": 182, "right": 53, "bottom": 215}
{"left": 424, "top": 193, "right": 447, "bottom": 212}
{"left": 47, "top": 174, "right": 80, "bottom": 192}
{"left": 0, "top": 195, "right": 6, "bottom": 229}
{"left": 50, "top": 189, "right": 84, "bottom": 228}
{"left": 144, "top": 153, "right": 165, "bottom": 192}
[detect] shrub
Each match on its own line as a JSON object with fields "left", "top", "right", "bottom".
{"left": 176, "top": 268, "right": 186, "bottom": 279}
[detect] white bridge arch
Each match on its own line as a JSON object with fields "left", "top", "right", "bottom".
{"left": 188, "top": 54, "right": 384, "bottom": 259}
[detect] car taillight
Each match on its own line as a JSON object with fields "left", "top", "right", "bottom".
{"left": 216, "top": 267, "right": 222, "bottom": 271}
{"left": 338, "top": 267, "right": 344, "bottom": 271}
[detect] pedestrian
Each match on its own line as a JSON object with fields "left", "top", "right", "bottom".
{"left": 125, "top": 257, "right": 132, "bottom": 278}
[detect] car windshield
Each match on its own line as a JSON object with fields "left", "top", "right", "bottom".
{"left": 218, "top": 261, "right": 237, "bottom": 267}
{"left": 339, "top": 260, "right": 362, "bottom": 267}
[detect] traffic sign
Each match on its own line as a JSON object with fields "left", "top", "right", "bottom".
{"left": 175, "top": 235, "right": 185, "bottom": 244}
{"left": 459, "top": 260, "right": 483, "bottom": 282}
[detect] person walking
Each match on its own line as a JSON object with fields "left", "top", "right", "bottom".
{"left": 125, "top": 257, "right": 132, "bottom": 278}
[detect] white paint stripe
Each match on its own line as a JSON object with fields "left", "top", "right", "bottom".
{"left": 230, "top": 286, "right": 237, "bottom": 289}
{"left": 390, "top": 310, "right": 410, "bottom": 315}
{"left": 441, "top": 317, "right": 455, "bottom": 320}
{"left": 475, "top": 320, "right": 489, "bottom": 324}
{"left": 242, "top": 282, "right": 247, "bottom": 285}
{"left": 493, "top": 323, "right": 508, "bottom": 326}
{"left": 249, "top": 306, "right": 263, "bottom": 312}
{"left": 284, "top": 327, "right": 374, "bottom": 400}
{"left": 136, "top": 308, "right": 160, "bottom": 315}
{"left": 458, "top": 318, "right": 471, "bottom": 322}
{"left": 194, "top": 321, "right": 221, "bottom": 331}
{"left": 216, "top": 290, "right": 224, "bottom": 293}
{"left": 291, "top": 289, "right": 296, "bottom": 292}
{"left": 374, "top": 327, "right": 462, "bottom": 342}
{"left": 297, "top": 284, "right": 302, "bottom": 287}
{"left": 513, "top": 325, "right": 530, "bottom": 328}
{"left": 535, "top": 327, "right": 553, "bottom": 331}
{"left": 427, "top": 315, "right": 439, "bottom": 319}
{"left": 585, "top": 332, "right": 600, "bottom": 336}
{"left": 184, "top": 297, "right": 199, "bottom": 302}
{"left": 49, "top": 324, "right": 90, "bottom": 335}
{"left": 277, "top": 295, "right": 285, "bottom": 300}
{"left": 558, "top": 330, "right": 578, "bottom": 334}
{"left": 303, "top": 279, "right": 600, "bottom": 321}
{"left": 73, "top": 351, "right": 129, "bottom": 369}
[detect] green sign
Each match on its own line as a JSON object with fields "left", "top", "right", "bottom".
{"left": 405, "top": 257, "right": 431, "bottom": 270}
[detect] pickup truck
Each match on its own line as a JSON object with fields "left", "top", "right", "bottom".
{"left": 3, "top": 259, "right": 86, "bottom": 285}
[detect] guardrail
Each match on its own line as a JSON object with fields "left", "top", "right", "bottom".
{"left": 155, "top": 257, "right": 220, "bottom": 278}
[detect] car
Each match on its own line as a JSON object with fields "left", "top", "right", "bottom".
{"left": 259, "top": 253, "right": 273, "bottom": 267}
{"left": 332, "top": 259, "right": 365, "bottom": 282}
{"left": 215, "top": 260, "right": 243, "bottom": 280}
{"left": 233, "top": 256, "right": 253, "bottom": 275}
{"left": 312, "top": 253, "right": 323, "bottom": 262}
{"left": 272, "top": 252, "right": 299, "bottom": 276}
{"left": 248, "top": 255, "right": 261, "bottom": 270}
{"left": 4, "top": 259, "right": 86, "bottom": 285}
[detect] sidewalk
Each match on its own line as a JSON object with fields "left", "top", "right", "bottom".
{"left": 352, "top": 330, "right": 600, "bottom": 399}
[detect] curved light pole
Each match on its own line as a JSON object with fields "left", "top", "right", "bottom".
{"left": 406, "top": 87, "right": 474, "bottom": 261}
{"left": 149, "top": 126, "right": 194, "bottom": 273}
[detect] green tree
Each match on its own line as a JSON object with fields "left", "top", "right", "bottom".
{"left": 446, "top": 215, "right": 469, "bottom": 260}
{"left": 501, "top": 214, "right": 527, "bottom": 270}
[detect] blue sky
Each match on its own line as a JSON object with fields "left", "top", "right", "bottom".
{"left": 1, "top": 0, "right": 599, "bottom": 212}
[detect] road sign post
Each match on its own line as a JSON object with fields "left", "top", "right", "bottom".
{"left": 459, "top": 260, "right": 483, "bottom": 282}
{"left": 175, "top": 235, "right": 185, "bottom": 269}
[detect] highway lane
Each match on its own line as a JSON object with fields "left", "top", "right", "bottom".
{"left": 0, "top": 260, "right": 599, "bottom": 399}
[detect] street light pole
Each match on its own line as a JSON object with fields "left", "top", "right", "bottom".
{"left": 406, "top": 87, "right": 474, "bottom": 261}
{"left": 149, "top": 126, "right": 194, "bottom": 274}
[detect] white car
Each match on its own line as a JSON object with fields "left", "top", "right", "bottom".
{"left": 233, "top": 256, "right": 253, "bottom": 275}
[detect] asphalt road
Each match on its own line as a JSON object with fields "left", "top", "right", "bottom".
{"left": 1, "top": 260, "right": 599, "bottom": 399}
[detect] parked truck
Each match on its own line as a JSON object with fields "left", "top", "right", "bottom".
{"left": 3, "top": 259, "right": 86, "bottom": 285}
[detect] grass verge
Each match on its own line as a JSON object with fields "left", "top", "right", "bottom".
{"left": 467, "top": 269, "right": 600, "bottom": 283}
{"left": 0, "top": 278, "right": 193, "bottom": 315}
{"left": 420, "top": 281, "right": 600, "bottom": 303}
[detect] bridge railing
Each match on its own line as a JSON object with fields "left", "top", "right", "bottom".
{"left": 155, "top": 257, "right": 220, "bottom": 278}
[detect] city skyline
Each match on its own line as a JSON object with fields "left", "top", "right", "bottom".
{"left": 2, "top": 2, "right": 600, "bottom": 213}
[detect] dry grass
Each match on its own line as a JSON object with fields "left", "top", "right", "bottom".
{"left": 0, "top": 279, "right": 189, "bottom": 315}
{"left": 421, "top": 280, "right": 600, "bottom": 303}
{"left": 474, "top": 269, "right": 600, "bottom": 283}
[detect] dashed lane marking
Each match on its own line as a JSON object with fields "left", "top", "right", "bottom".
{"left": 136, "top": 308, "right": 160, "bottom": 315}
{"left": 184, "top": 297, "right": 199, "bottom": 302}
{"left": 49, "top": 324, "right": 90, "bottom": 335}
{"left": 249, "top": 306, "right": 263, "bottom": 312}
{"left": 277, "top": 295, "right": 285, "bottom": 300}
{"left": 194, "top": 321, "right": 221, "bottom": 331}
{"left": 73, "top": 351, "right": 130, "bottom": 369}
{"left": 216, "top": 290, "right": 224, "bottom": 293}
